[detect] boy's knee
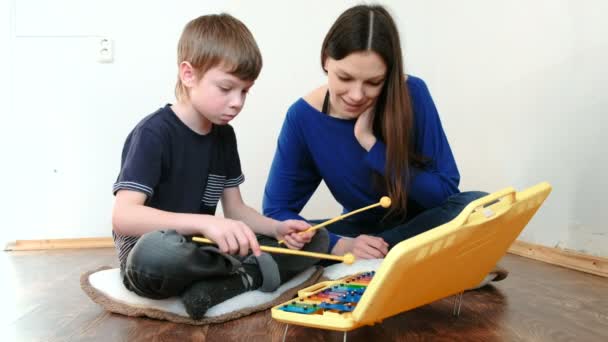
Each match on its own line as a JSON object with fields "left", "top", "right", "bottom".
{"left": 304, "top": 228, "right": 330, "bottom": 254}
{"left": 125, "top": 230, "right": 194, "bottom": 279}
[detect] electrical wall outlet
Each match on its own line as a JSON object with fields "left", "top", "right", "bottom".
{"left": 97, "top": 37, "right": 113, "bottom": 63}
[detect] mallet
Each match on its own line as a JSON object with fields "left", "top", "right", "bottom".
{"left": 278, "top": 196, "right": 392, "bottom": 245}
{"left": 192, "top": 236, "right": 356, "bottom": 265}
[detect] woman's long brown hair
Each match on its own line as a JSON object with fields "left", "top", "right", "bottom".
{"left": 321, "top": 5, "right": 426, "bottom": 218}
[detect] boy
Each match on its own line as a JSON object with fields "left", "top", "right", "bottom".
{"left": 111, "top": 13, "right": 328, "bottom": 319}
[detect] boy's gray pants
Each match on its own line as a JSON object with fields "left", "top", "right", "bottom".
{"left": 122, "top": 228, "right": 329, "bottom": 299}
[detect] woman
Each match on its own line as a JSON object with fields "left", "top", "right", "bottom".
{"left": 263, "top": 5, "right": 487, "bottom": 260}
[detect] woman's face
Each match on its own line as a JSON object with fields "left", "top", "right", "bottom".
{"left": 324, "top": 51, "right": 387, "bottom": 119}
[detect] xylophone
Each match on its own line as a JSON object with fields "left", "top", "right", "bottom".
{"left": 272, "top": 182, "right": 553, "bottom": 334}
{"left": 278, "top": 271, "right": 375, "bottom": 315}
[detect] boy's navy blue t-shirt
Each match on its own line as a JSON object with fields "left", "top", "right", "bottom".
{"left": 112, "top": 104, "right": 244, "bottom": 268}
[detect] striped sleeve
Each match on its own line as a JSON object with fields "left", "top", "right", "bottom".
{"left": 225, "top": 174, "right": 245, "bottom": 188}
{"left": 224, "top": 126, "right": 244, "bottom": 188}
{"left": 113, "top": 128, "right": 162, "bottom": 198}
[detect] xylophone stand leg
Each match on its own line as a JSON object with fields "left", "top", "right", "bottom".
{"left": 282, "top": 324, "right": 289, "bottom": 342}
{"left": 452, "top": 291, "right": 464, "bottom": 317}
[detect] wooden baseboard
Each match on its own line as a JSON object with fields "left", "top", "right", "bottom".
{"left": 4, "top": 237, "right": 114, "bottom": 251}
{"left": 508, "top": 240, "right": 607, "bottom": 278}
{"left": 4, "top": 237, "right": 606, "bottom": 278}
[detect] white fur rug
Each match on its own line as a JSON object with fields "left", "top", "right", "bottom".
{"left": 82, "top": 258, "right": 503, "bottom": 324}
{"left": 81, "top": 259, "right": 383, "bottom": 324}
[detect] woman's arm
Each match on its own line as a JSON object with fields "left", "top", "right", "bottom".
{"left": 263, "top": 105, "right": 323, "bottom": 220}
{"left": 358, "top": 76, "right": 460, "bottom": 208}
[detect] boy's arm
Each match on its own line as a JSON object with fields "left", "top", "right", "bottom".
{"left": 112, "top": 189, "right": 261, "bottom": 256}
{"left": 113, "top": 190, "right": 203, "bottom": 236}
{"left": 222, "top": 187, "right": 315, "bottom": 250}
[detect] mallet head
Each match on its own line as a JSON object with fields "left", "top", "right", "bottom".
{"left": 380, "top": 196, "right": 392, "bottom": 208}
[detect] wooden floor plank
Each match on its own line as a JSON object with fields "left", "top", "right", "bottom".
{"left": 1, "top": 248, "right": 607, "bottom": 341}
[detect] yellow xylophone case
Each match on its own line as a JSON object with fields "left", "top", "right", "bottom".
{"left": 272, "top": 182, "right": 552, "bottom": 331}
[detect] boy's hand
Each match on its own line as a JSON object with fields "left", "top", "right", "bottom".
{"left": 332, "top": 235, "right": 388, "bottom": 259}
{"left": 201, "top": 216, "right": 261, "bottom": 257}
{"left": 275, "top": 220, "right": 315, "bottom": 250}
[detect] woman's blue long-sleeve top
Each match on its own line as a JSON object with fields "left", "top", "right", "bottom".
{"left": 263, "top": 76, "right": 460, "bottom": 249}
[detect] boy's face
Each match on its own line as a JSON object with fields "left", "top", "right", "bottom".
{"left": 189, "top": 65, "right": 254, "bottom": 125}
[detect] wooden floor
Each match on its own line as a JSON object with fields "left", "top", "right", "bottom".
{"left": 1, "top": 248, "right": 607, "bottom": 342}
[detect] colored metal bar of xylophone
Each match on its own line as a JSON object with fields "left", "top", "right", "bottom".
{"left": 278, "top": 271, "right": 375, "bottom": 315}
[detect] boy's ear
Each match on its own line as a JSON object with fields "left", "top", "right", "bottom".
{"left": 179, "top": 61, "right": 197, "bottom": 87}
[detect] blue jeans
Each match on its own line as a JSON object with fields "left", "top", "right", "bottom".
{"left": 315, "top": 191, "right": 488, "bottom": 249}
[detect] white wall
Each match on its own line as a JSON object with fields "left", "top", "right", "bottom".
{"left": 2, "top": 0, "right": 607, "bottom": 256}
{"left": 1, "top": 0, "right": 15, "bottom": 248}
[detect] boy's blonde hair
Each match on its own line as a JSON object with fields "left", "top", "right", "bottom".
{"left": 175, "top": 13, "right": 262, "bottom": 101}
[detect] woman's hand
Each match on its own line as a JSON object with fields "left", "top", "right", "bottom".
{"left": 332, "top": 235, "right": 388, "bottom": 259}
{"left": 274, "top": 220, "right": 315, "bottom": 250}
{"left": 354, "top": 109, "right": 377, "bottom": 151}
